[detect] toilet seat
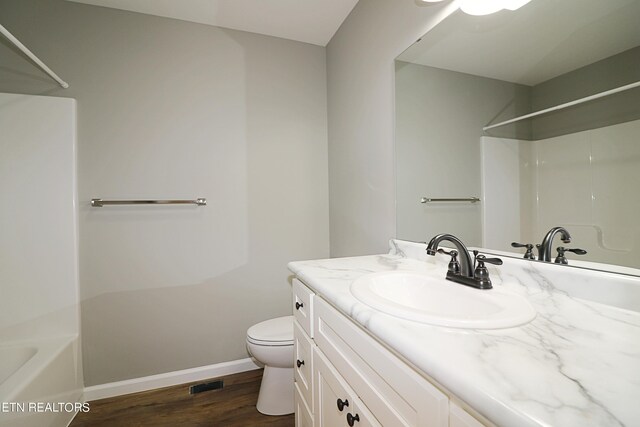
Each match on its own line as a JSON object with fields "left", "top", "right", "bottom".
{"left": 247, "top": 315, "right": 294, "bottom": 346}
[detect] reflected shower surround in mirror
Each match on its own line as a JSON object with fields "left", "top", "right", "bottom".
{"left": 397, "top": 0, "right": 640, "bottom": 272}
{"left": 421, "top": 0, "right": 532, "bottom": 16}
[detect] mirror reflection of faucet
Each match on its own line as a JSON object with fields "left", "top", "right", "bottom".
{"left": 538, "top": 226, "right": 572, "bottom": 261}
{"left": 511, "top": 242, "right": 536, "bottom": 259}
{"left": 426, "top": 233, "right": 502, "bottom": 290}
{"left": 511, "top": 227, "right": 587, "bottom": 265}
{"left": 555, "top": 247, "right": 587, "bottom": 264}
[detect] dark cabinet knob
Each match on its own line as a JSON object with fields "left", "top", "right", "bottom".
{"left": 346, "top": 413, "right": 360, "bottom": 426}
{"left": 336, "top": 398, "right": 349, "bottom": 411}
{"left": 295, "top": 301, "right": 303, "bottom": 310}
{"left": 296, "top": 359, "right": 304, "bottom": 368}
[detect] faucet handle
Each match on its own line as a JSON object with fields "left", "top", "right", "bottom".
{"left": 476, "top": 254, "right": 503, "bottom": 266}
{"left": 566, "top": 248, "right": 587, "bottom": 255}
{"left": 511, "top": 242, "right": 536, "bottom": 259}
{"left": 472, "top": 254, "right": 502, "bottom": 289}
{"left": 437, "top": 248, "right": 461, "bottom": 275}
{"left": 555, "top": 247, "right": 587, "bottom": 264}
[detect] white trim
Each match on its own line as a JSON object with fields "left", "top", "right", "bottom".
{"left": 82, "top": 358, "right": 261, "bottom": 402}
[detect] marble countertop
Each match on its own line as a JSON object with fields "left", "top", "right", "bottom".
{"left": 288, "top": 240, "right": 640, "bottom": 427}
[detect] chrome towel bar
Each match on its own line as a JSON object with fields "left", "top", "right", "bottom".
{"left": 91, "top": 198, "right": 207, "bottom": 207}
{"left": 421, "top": 197, "right": 480, "bottom": 204}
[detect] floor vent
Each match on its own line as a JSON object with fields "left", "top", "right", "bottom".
{"left": 190, "top": 380, "right": 224, "bottom": 394}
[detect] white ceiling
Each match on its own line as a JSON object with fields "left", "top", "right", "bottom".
{"left": 66, "top": 0, "right": 359, "bottom": 46}
{"left": 397, "top": 0, "right": 640, "bottom": 86}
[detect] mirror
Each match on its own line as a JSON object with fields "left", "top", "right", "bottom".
{"left": 395, "top": 0, "right": 640, "bottom": 273}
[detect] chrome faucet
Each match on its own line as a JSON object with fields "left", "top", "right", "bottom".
{"left": 538, "top": 226, "right": 571, "bottom": 262}
{"left": 426, "top": 233, "right": 502, "bottom": 290}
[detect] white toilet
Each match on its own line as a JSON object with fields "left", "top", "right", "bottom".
{"left": 246, "top": 315, "right": 294, "bottom": 415}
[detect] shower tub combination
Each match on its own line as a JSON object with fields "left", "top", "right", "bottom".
{"left": 0, "top": 336, "right": 82, "bottom": 427}
{"left": 1, "top": 92, "right": 83, "bottom": 427}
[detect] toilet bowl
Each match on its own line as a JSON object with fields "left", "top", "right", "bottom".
{"left": 246, "top": 315, "right": 294, "bottom": 415}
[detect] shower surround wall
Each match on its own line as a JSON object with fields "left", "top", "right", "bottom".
{"left": 0, "top": 0, "right": 329, "bottom": 387}
{"left": 395, "top": 46, "right": 640, "bottom": 255}
{"left": 0, "top": 93, "right": 79, "bottom": 341}
{"left": 482, "top": 118, "right": 640, "bottom": 269}
{"left": 0, "top": 92, "right": 82, "bottom": 426}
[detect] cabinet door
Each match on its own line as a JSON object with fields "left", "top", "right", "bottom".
{"left": 294, "top": 321, "right": 314, "bottom": 411}
{"left": 295, "top": 382, "right": 314, "bottom": 427}
{"left": 314, "top": 297, "right": 448, "bottom": 426}
{"left": 450, "top": 402, "right": 486, "bottom": 427}
{"left": 314, "top": 348, "right": 381, "bottom": 427}
{"left": 351, "top": 401, "right": 382, "bottom": 427}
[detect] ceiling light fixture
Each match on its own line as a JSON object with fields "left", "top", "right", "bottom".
{"left": 420, "top": 0, "right": 532, "bottom": 15}
{"left": 459, "top": 0, "right": 532, "bottom": 16}
{"left": 459, "top": 0, "right": 504, "bottom": 15}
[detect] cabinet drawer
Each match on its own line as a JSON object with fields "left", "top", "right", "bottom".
{"left": 294, "top": 321, "right": 314, "bottom": 411}
{"left": 314, "top": 348, "right": 381, "bottom": 427}
{"left": 293, "top": 279, "right": 314, "bottom": 337}
{"left": 295, "top": 382, "right": 314, "bottom": 427}
{"left": 314, "top": 298, "right": 448, "bottom": 427}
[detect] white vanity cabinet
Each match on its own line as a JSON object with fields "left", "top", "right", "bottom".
{"left": 292, "top": 278, "right": 489, "bottom": 427}
{"left": 314, "top": 297, "right": 448, "bottom": 427}
{"left": 294, "top": 321, "right": 314, "bottom": 410}
{"left": 449, "top": 402, "right": 485, "bottom": 427}
{"left": 293, "top": 279, "right": 316, "bottom": 426}
{"left": 295, "top": 382, "right": 314, "bottom": 427}
{"left": 315, "top": 349, "right": 381, "bottom": 427}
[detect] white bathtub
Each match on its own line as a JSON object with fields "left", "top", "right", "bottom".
{"left": 0, "top": 347, "right": 37, "bottom": 386}
{"left": 0, "top": 336, "right": 82, "bottom": 427}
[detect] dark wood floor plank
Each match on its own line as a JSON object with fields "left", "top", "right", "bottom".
{"left": 71, "top": 369, "right": 294, "bottom": 427}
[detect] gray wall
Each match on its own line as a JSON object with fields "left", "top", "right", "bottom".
{"left": 326, "top": 0, "right": 458, "bottom": 257}
{"left": 0, "top": 0, "right": 329, "bottom": 386}
{"left": 395, "top": 62, "right": 530, "bottom": 245}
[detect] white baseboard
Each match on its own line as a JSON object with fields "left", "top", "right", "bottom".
{"left": 83, "top": 358, "right": 261, "bottom": 402}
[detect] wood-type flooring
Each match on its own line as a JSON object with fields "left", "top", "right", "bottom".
{"left": 70, "top": 369, "right": 295, "bottom": 427}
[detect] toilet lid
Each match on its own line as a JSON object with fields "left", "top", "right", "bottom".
{"left": 247, "top": 315, "right": 294, "bottom": 345}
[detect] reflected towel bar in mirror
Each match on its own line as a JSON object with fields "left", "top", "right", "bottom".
{"left": 91, "top": 198, "right": 207, "bottom": 207}
{"left": 420, "top": 197, "right": 480, "bottom": 203}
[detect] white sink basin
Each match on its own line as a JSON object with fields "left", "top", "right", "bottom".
{"left": 350, "top": 271, "right": 536, "bottom": 329}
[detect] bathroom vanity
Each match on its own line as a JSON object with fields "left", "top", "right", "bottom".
{"left": 289, "top": 240, "right": 640, "bottom": 426}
